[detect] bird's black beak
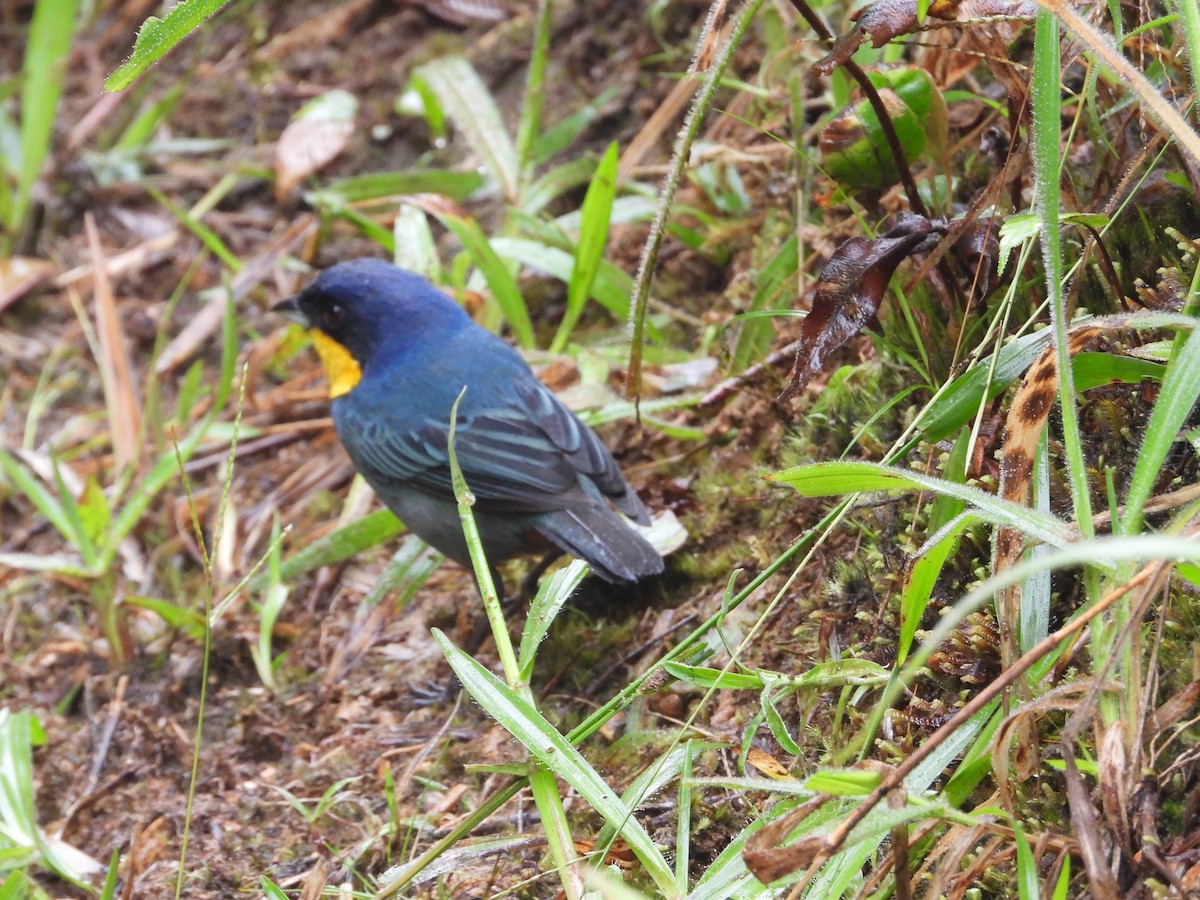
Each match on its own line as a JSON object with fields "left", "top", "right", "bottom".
{"left": 273, "top": 295, "right": 311, "bottom": 328}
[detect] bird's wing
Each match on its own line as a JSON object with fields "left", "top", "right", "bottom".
{"left": 344, "top": 379, "right": 632, "bottom": 515}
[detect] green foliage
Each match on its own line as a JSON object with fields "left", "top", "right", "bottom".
{"left": 1, "top": 0, "right": 81, "bottom": 251}
{"left": 821, "top": 67, "right": 947, "bottom": 190}
{"left": 105, "top": 0, "right": 231, "bottom": 92}
{"left": 0, "top": 293, "right": 239, "bottom": 657}
{"left": 0, "top": 710, "right": 100, "bottom": 884}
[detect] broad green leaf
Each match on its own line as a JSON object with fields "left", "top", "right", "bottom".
{"left": 410, "top": 57, "right": 519, "bottom": 201}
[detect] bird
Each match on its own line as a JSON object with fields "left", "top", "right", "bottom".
{"left": 274, "top": 258, "right": 664, "bottom": 588}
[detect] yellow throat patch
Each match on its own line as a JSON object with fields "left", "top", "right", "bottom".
{"left": 309, "top": 329, "right": 362, "bottom": 398}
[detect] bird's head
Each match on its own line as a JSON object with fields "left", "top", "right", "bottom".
{"left": 274, "top": 259, "right": 467, "bottom": 398}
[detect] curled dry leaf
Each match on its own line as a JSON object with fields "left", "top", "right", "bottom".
{"left": 742, "top": 794, "right": 845, "bottom": 883}
{"left": 779, "top": 215, "right": 936, "bottom": 402}
{"left": 275, "top": 89, "right": 359, "bottom": 201}
{"left": 779, "top": 213, "right": 1001, "bottom": 403}
{"left": 814, "top": 0, "right": 1034, "bottom": 76}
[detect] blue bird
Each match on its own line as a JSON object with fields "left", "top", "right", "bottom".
{"left": 274, "top": 258, "right": 664, "bottom": 586}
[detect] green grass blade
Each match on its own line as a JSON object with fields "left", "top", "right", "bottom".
{"left": 434, "top": 632, "right": 678, "bottom": 896}
{"left": 9, "top": 0, "right": 80, "bottom": 241}
{"left": 732, "top": 233, "right": 798, "bottom": 372}
{"left": 514, "top": 0, "right": 551, "bottom": 177}
{"left": 106, "top": 421, "right": 208, "bottom": 560}
{"left": 900, "top": 513, "right": 978, "bottom": 664}
{"left": 436, "top": 212, "right": 535, "bottom": 347}
{"left": 392, "top": 201, "right": 441, "bottom": 281}
{"left": 251, "top": 516, "right": 289, "bottom": 690}
{"left": 517, "top": 560, "right": 588, "bottom": 681}
{"left": 527, "top": 766, "right": 582, "bottom": 900}
{"left": 308, "top": 169, "right": 485, "bottom": 205}
{"left": 0, "top": 449, "right": 73, "bottom": 549}
{"left": 262, "top": 508, "right": 406, "bottom": 591}
{"left": 488, "top": 236, "right": 632, "bottom": 320}
{"left": 551, "top": 142, "right": 620, "bottom": 352}
{"left": 1022, "top": 428, "right": 1053, "bottom": 652}
{"left": 1032, "top": 8, "right": 1093, "bottom": 536}
{"left": 1121, "top": 326, "right": 1200, "bottom": 534}
{"left": 594, "top": 742, "right": 706, "bottom": 852}
{"left": 97, "top": 848, "right": 120, "bottom": 900}
{"left": 0, "top": 552, "right": 92, "bottom": 577}
{"left": 1014, "top": 821, "right": 1038, "bottom": 900}
{"left": 360, "top": 536, "right": 442, "bottom": 610}
{"left": 767, "top": 461, "right": 1075, "bottom": 550}
{"left": 0, "top": 710, "right": 99, "bottom": 883}
{"left": 105, "top": 0, "right": 231, "bottom": 91}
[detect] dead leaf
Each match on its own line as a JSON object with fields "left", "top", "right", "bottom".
{"left": 86, "top": 214, "right": 141, "bottom": 471}
{"left": 779, "top": 214, "right": 937, "bottom": 402}
{"left": 574, "top": 837, "right": 636, "bottom": 868}
{"left": 747, "top": 747, "right": 793, "bottom": 779}
{"left": 1098, "top": 721, "right": 1132, "bottom": 855}
{"left": 742, "top": 796, "right": 834, "bottom": 883}
{"left": 0, "top": 255, "right": 56, "bottom": 313}
{"left": 275, "top": 90, "right": 359, "bottom": 201}
{"left": 1151, "top": 677, "right": 1200, "bottom": 737}
{"left": 814, "top": 0, "right": 1033, "bottom": 76}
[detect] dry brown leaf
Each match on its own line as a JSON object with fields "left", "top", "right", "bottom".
{"left": 747, "top": 746, "right": 793, "bottom": 779}
{"left": 742, "top": 796, "right": 834, "bottom": 883}
{"left": 779, "top": 213, "right": 940, "bottom": 402}
{"left": 275, "top": 90, "right": 359, "bottom": 201}
{"left": 86, "top": 214, "right": 141, "bottom": 470}
{"left": 0, "top": 255, "right": 56, "bottom": 312}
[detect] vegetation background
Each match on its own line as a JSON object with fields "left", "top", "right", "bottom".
{"left": 3, "top": 0, "right": 1200, "bottom": 897}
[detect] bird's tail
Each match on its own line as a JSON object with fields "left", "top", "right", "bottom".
{"left": 540, "top": 506, "right": 664, "bottom": 584}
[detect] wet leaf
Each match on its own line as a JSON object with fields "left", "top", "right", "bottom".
{"left": 779, "top": 213, "right": 1001, "bottom": 402}
{"left": 780, "top": 215, "right": 936, "bottom": 401}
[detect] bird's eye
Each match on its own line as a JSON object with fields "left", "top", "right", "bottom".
{"left": 325, "top": 303, "right": 345, "bottom": 328}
